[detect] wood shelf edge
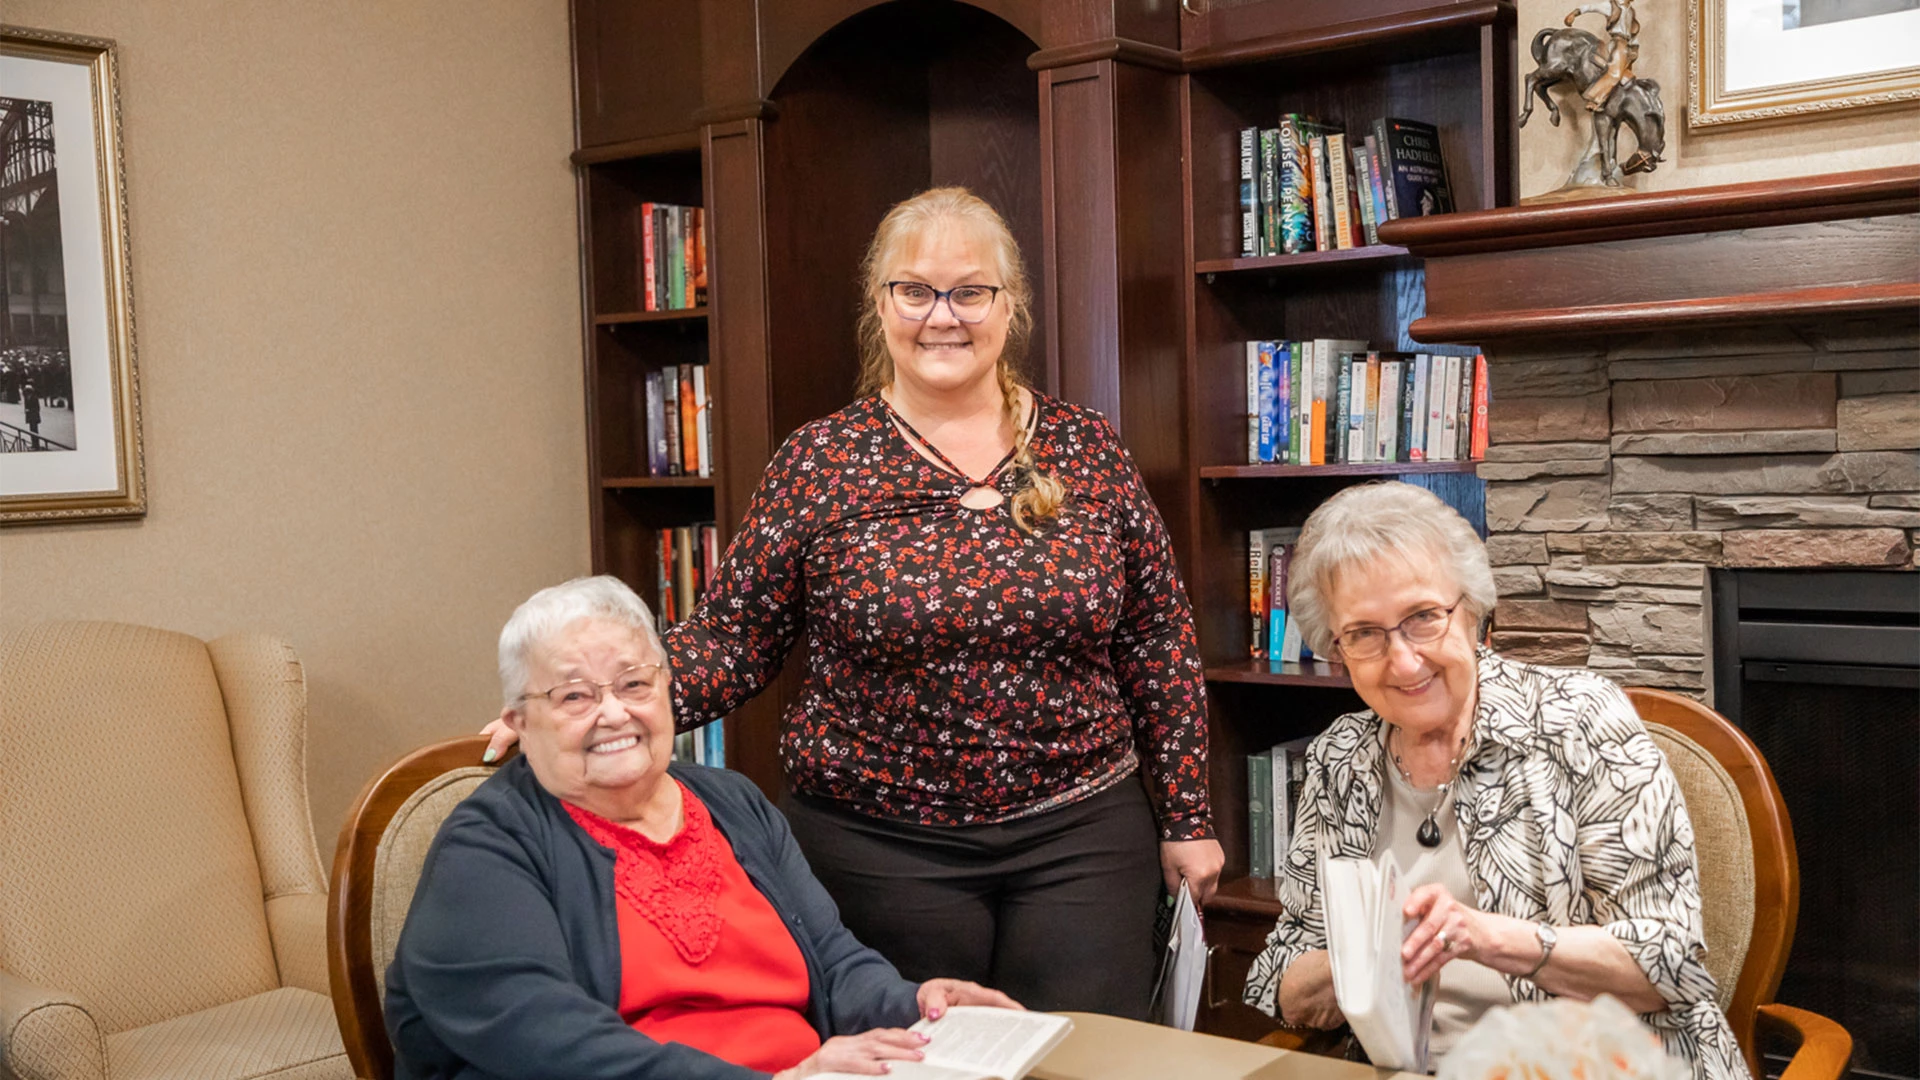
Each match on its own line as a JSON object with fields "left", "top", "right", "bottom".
{"left": 593, "top": 308, "right": 711, "bottom": 326}
{"left": 1028, "top": 36, "right": 1182, "bottom": 73}
{"left": 1201, "top": 461, "right": 1479, "bottom": 479}
{"left": 1378, "top": 165, "right": 1920, "bottom": 254}
{"left": 1183, "top": 1, "right": 1511, "bottom": 71}
{"left": 1409, "top": 282, "right": 1920, "bottom": 344}
{"left": 601, "top": 476, "right": 717, "bottom": 489}
{"left": 1206, "top": 660, "right": 1352, "bottom": 688}
{"left": 572, "top": 130, "right": 702, "bottom": 166}
{"left": 1195, "top": 245, "right": 1413, "bottom": 275}
{"left": 1206, "top": 876, "right": 1285, "bottom": 917}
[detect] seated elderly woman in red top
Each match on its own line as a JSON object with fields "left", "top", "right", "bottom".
{"left": 385, "top": 576, "right": 1015, "bottom": 1080}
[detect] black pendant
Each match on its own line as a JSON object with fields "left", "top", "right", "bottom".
{"left": 1416, "top": 815, "right": 1443, "bottom": 848}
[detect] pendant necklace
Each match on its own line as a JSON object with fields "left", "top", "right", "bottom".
{"left": 1389, "top": 730, "right": 1469, "bottom": 849}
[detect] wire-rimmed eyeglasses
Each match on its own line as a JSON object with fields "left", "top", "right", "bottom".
{"left": 1331, "top": 597, "right": 1467, "bottom": 661}
{"left": 517, "top": 664, "right": 666, "bottom": 719}
{"left": 884, "top": 281, "right": 1002, "bottom": 324}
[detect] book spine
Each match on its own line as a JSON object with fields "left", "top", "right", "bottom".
{"left": 702, "top": 523, "right": 719, "bottom": 598}
{"left": 1248, "top": 752, "right": 1273, "bottom": 880}
{"left": 1451, "top": 353, "right": 1466, "bottom": 457}
{"left": 1301, "top": 342, "right": 1318, "bottom": 466}
{"left": 1440, "top": 354, "right": 1463, "bottom": 462}
{"left": 1326, "top": 132, "right": 1355, "bottom": 251}
{"left": 1257, "top": 342, "right": 1278, "bottom": 464}
{"left": 1372, "top": 118, "right": 1399, "bottom": 220}
{"left": 1267, "top": 541, "right": 1289, "bottom": 659}
{"left": 680, "top": 207, "right": 694, "bottom": 309}
{"left": 666, "top": 207, "right": 685, "bottom": 309}
{"left": 1278, "top": 116, "right": 1313, "bottom": 255}
{"left": 1352, "top": 144, "right": 1379, "bottom": 247}
{"left": 679, "top": 365, "right": 698, "bottom": 474}
{"left": 692, "top": 364, "right": 712, "bottom": 478}
{"left": 1320, "top": 341, "right": 1339, "bottom": 466}
{"left": 1308, "top": 136, "right": 1333, "bottom": 252}
{"left": 674, "top": 524, "right": 696, "bottom": 622}
{"left": 652, "top": 207, "right": 668, "bottom": 311}
{"left": 1271, "top": 740, "right": 1290, "bottom": 872}
{"left": 1336, "top": 357, "right": 1355, "bottom": 464}
{"left": 1258, "top": 128, "right": 1280, "bottom": 256}
{"left": 1470, "top": 353, "right": 1491, "bottom": 460}
{"left": 1397, "top": 359, "right": 1416, "bottom": 463}
{"left": 1239, "top": 127, "right": 1258, "bottom": 257}
{"left": 1245, "top": 340, "right": 1261, "bottom": 464}
{"left": 1288, "top": 342, "right": 1305, "bottom": 465}
{"left": 1383, "top": 117, "right": 1454, "bottom": 218}
{"left": 1379, "top": 359, "right": 1402, "bottom": 463}
{"left": 644, "top": 369, "right": 666, "bottom": 475}
{"left": 1248, "top": 529, "right": 1267, "bottom": 659}
{"left": 1409, "top": 355, "right": 1430, "bottom": 462}
{"left": 661, "top": 364, "right": 683, "bottom": 474}
{"left": 693, "top": 207, "right": 708, "bottom": 307}
{"left": 1275, "top": 342, "right": 1291, "bottom": 465}
{"left": 656, "top": 528, "right": 675, "bottom": 623}
{"left": 639, "top": 203, "right": 658, "bottom": 311}
{"left": 1361, "top": 352, "right": 1381, "bottom": 463}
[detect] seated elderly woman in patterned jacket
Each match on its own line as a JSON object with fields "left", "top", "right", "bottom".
{"left": 1241, "top": 482, "right": 1747, "bottom": 1080}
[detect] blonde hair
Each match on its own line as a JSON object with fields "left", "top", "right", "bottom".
{"left": 1288, "top": 482, "right": 1495, "bottom": 657}
{"left": 855, "top": 187, "right": 1064, "bottom": 533}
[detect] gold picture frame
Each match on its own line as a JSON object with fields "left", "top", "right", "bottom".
{"left": 0, "top": 26, "right": 144, "bottom": 524}
{"left": 1690, "top": 0, "right": 1920, "bottom": 128}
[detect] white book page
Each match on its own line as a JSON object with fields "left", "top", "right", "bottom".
{"left": 912, "top": 1008, "right": 1071, "bottom": 1077}
{"left": 813, "top": 1066, "right": 987, "bottom": 1080}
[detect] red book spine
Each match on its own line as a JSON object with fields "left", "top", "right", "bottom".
{"left": 1469, "top": 353, "right": 1491, "bottom": 460}
{"left": 640, "top": 203, "right": 657, "bottom": 311}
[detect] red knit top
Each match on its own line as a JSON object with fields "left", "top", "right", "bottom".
{"left": 565, "top": 784, "right": 822, "bottom": 1072}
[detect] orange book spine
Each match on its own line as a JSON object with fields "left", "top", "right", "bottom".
{"left": 1310, "top": 400, "right": 1327, "bottom": 465}
{"left": 679, "top": 366, "right": 699, "bottom": 475}
{"left": 1470, "top": 353, "right": 1490, "bottom": 460}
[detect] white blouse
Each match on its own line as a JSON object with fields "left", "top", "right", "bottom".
{"left": 1242, "top": 647, "right": 1749, "bottom": 1080}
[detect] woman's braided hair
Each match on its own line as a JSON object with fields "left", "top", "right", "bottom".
{"left": 854, "top": 187, "right": 1064, "bottom": 533}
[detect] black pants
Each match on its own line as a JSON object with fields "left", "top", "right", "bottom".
{"left": 781, "top": 780, "right": 1163, "bottom": 1019}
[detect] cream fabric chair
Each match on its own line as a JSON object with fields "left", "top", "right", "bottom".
{"left": 327, "top": 736, "right": 510, "bottom": 1080}
{"left": 0, "top": 621, "right": 352, "bottom": 1080}
{"left": 1626, "top": 687, "right": 1851, "bottom": 1080}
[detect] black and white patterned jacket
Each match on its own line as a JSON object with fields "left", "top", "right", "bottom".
{"left": 1242, "top": 647, "right": 1749, "bottom": 1080}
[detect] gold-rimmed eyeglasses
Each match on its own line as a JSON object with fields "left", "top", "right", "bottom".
{"left": 1331, "top": 597, "right": 1467, "bottom": 661}
{"left": 518, "top": 664, "right": 666, "bottom": 719}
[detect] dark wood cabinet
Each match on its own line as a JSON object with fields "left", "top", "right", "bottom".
{"left": 567, "top": 0, "right": 1514, "bottom": 1039}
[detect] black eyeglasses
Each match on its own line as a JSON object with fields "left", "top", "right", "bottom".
{"left": 1331, "top": 597, "right": 1467, "bottom": 661}
{"left": 884, "top": 281, "right": 1003, "bottom": 324}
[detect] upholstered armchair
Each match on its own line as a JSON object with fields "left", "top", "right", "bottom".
{"left": 0, "top": 621, "right": 352, "bottom": 1080}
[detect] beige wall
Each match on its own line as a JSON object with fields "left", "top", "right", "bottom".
{"left": 1519, "top": 0, "right": 1920, "bottom": 198}
{"left": 0, "top": 1, "right": 589, "bottom": 853}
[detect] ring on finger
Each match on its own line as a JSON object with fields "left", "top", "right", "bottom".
{"left": 1436, "top": 929, "right": 1450, "bottom": 950}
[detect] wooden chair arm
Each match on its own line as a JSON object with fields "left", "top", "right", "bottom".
{"left": 1255, "top": 1026, "right": 1350, "bottom": 1056}
{"left": 1756, "top": 1003, "right": 1852, "bottom": 1080}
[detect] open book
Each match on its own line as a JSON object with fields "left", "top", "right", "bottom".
{"left": 813, "top": 1008, "right": 1072, "bottom": 1080}
{"left": 1320, "top": 846, "right": 1435, "bottom": 1071}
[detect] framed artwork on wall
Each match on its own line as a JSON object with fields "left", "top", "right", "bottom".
{"left": 1690, "top": 0, "right": 1920, "bottom": 127}
{"left": 0, "top": 25, "right": 144, "bottom": 524}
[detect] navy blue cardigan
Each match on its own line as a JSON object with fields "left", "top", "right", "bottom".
{"left": 385, "top": 758, "right": 920, "bottom": 1080}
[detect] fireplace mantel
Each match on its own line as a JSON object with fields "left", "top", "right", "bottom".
{"left": 1377, "top": 166, "right": 1920, "bottom": 343}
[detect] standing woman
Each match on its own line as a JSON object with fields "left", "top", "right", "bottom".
{"left": 490, "top": 187, "right": 1221, "bottom": 1017}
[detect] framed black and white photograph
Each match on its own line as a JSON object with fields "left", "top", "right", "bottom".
{"left": 1691, "top": 0, "right": 1920, "bottom": 126}
{"left": 0, "top": 26, "right": 143, "bottom": 524}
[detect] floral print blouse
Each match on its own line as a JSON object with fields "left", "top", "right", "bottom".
{"left": 663, "top": 392, "right": 1212, "bottom": 841}
{"left": 1242, "top": 647, "right": 1748, "bottom": 1080}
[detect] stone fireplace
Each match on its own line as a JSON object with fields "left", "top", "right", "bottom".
{"left": 1479, "top": 317, "right": 1919, "bottom": 695}
{"left": 1380, "top": 166, "right": 1920, "bottom": 1079}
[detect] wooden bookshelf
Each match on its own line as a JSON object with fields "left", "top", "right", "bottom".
{"left": 1201, "top": 460, "right": 1479, "bottom": 480}
{"left": 1194, "top": 245, "right": 1413, "bottom": 276}
{"left": 592, "top": 307, "right": 709, "bottom": 326}
{"left": 600, "top": 476, "right": 718, "bottom": 489}
{"left": 1206, "top": 659, "right": 1351, "bottom": 688}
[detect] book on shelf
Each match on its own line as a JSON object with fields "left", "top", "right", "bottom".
{"left": 1247, "top": 529, "right": 1269, "bottom": 659}
{"left": 1247, "top": 751, "right": 1273, "bottom": 879}
{"left": 1320, "top": 846, "right": 1435, "bottom": 1072}
{"left": 634, "top": 202, "right": 708, "bottom": 312}
{"left": 1266, "top": 533, "right": 1290, "bottom": 658}
{"left": 1259, "top": 345, "right": 1483, "bottom": 465}
{"left": 656, "top": 521, "right": 719, "bottom": 629}
{"left": 1374, "top": 117, "right": 1455, "bottom": 218}
{"left": 1308, "top": 134, "right": 1335, "bottom": 252}
{"left": 1239, "top": 127, "right": 1259, "bottom": 258}
{"left": 816, "top": 1008, "right": 1072, "bottom": 1080}
{"left": 1351, "top": 142, "right": 1379, "bottom": 247}
{"left": 1249, "top": 527, "right": 1302, "bottom": 660}
{"left": 1258, "top": 128, "right": 1281, "bottom": 256}
{"left": 1271, "top": 734, "right": 1314, "bottom": 870}
{"left": 1325, "top": 132, "right": 1358, "bottom": 251}
{"left": 1363, "top": 136, "right": 1391, "bottom": 245}
{"left": 1470, "top": 353, "right": 1490, "bottom": 460}
{"left": 640, "top": 361, "right": 713, "bottom": 477}
{"left": 1277, "top": 116, "right": 1335, "bottom": 255}
{"left": 1246, "top": 341, "right": 1294, "bottom": 464}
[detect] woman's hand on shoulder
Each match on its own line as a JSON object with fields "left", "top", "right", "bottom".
{"left": 917, "top": 978, "right": 1023, "bottom": 1020}
{"left": 1159, "top": 838, "right": 1225, "bottom": 907}
{"left": 479, "top": 716, "right": 520, "bottom": 763}
{"left": 774, "top": 1029, "right": 929, "bottom": 1079}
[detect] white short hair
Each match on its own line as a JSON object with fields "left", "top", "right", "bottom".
{"left": 498, "top": 575, "right": 661, "bottom": 708}
{"left": 1288, "top": 481, "right": 1496, "bottom": 657}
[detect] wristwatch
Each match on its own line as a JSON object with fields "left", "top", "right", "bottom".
{"left": 1524, "top": 923, "right": 1558, "bottom": 980}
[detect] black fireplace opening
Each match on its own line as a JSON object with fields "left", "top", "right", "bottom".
{"left": 1711, "top": 568, "right": 1920, "bottom": 1080}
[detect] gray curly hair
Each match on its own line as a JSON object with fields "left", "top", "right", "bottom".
{"left": 497, "top": 575, "right": 662, "bottom": 708}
